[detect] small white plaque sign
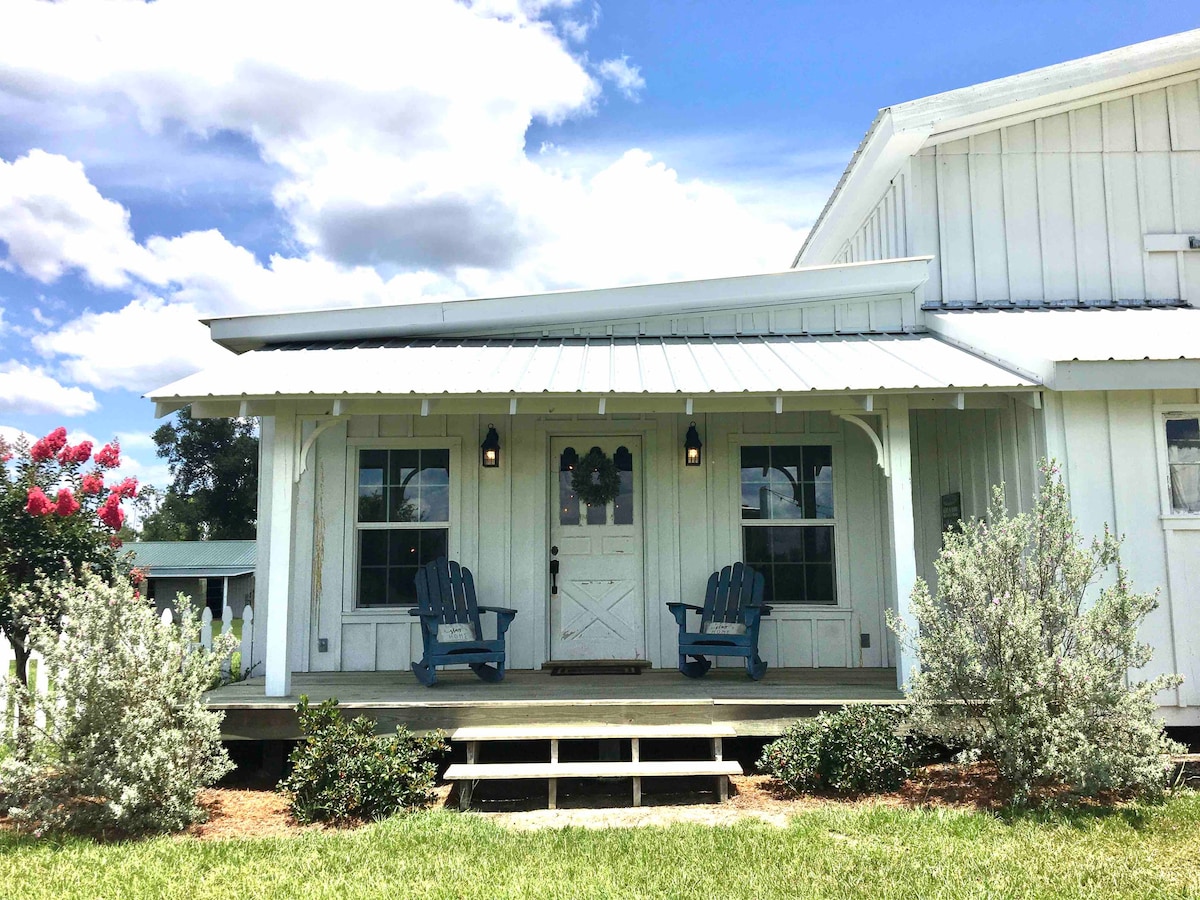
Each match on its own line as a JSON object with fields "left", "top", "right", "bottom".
{"left": 437, "top": 622, "right": 475, "bottom": 643}
{"left": 702, "top": 621, "right": 746, "bottom": 636}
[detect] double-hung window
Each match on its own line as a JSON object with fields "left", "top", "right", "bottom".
{"left": 355, "top": 448, "right": 451, "bottom": 607}
{"left": 1165, "top": 414, "right": 1200, "bottom": 515}
{"left": 740, "top": 444, "right": 837, "bottom": 605}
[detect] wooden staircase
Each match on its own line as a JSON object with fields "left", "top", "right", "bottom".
{"left": 445, "top": 724, "right": 742, "bottom": 810}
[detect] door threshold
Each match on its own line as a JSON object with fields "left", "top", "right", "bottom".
{"left": 542, "top": 659, "right": 653, "bottom": 676}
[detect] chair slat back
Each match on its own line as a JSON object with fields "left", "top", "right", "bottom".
{"left": 702, "top": 563, "right": 763, "bottom": 625}
{"left": 415, "top": 558, "right": 482, "bottom": 639}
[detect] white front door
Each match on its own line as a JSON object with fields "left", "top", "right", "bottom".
{"left": 549, "top": 436, "right": 645, "bottom": 660}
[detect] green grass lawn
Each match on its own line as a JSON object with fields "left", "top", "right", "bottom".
{"left": 2, "top": 794, "right": 1200, "bottom": 899}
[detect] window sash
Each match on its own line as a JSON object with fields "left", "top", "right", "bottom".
{"left": 353, "top": 446, "right": 454, "bottom": 609}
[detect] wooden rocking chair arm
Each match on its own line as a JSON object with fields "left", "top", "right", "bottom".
{"left": 408, "top": 608, "right": 442, "bottom": 619}
{"left": 476, "top": 605, "right": 518, "bottom": 617}
{"left": 666, "top": 603, "right": 705, "bottom": 613}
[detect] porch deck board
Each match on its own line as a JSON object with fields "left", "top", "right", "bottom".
{"left": 208, "top": 668, "right": 903, "bottom": 740}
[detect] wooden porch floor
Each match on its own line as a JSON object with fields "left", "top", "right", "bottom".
{"left": 208, "top": 667, "right": 903, "bottom": 739}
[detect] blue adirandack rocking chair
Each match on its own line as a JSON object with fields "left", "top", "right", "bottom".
{"left": 409, "top": 557, "right": 517, "bottom": 687}
{"left": 667, "top": 562, "right": 771, "bottom": 680}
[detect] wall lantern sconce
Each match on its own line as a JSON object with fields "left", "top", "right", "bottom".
{"left": 684, "top": 421, "right": 703, "bottom": 467}
{"left": 481, "top": 424, "right": 501, "bottom": 468}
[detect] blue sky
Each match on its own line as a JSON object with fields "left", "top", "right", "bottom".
{"left": 0, "top": 0, "right": 1196, "bottom": 493}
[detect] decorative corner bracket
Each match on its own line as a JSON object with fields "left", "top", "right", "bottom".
{"left": 295, "top": 415, "right": 350, "bottom": 483}
{"left": 834, "top": 412, "right": 890, "bottom": 477}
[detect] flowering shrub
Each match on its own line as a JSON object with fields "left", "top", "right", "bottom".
{"left": 0, "top": 571, "right": 236, "bottom": 836}
{"left": 281, "top": 696, "right": 446, "bottom": 824}
{"left": 758, "top": 706, "right": 915, "bottom": 794}
{"left": 0, "top": 428, "right": 134, "bottom": 685}
{"left": 889, "top": 461, "right": 1183, "bottom": 803}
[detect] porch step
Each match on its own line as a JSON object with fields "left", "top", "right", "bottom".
{"left": 448, "top": 721, "right": 739, "bottom": 810}
{"left": 445, "top": 760, "right": 742, "bottom": 780}
{"left": 450, "top": 724, "right": 736, "bottom": 741}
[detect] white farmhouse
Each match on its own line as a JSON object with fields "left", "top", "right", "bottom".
{"left": 152, "top": 29, "right": 1200, "bottom": 739}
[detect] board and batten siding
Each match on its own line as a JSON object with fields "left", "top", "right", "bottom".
{"left": 909, "top": 400, "right": 1045, "bottom": 595}
{"left": 277, "top": 409, "right": 895, "bottom": 675}
{"left": 833, "top": 76, "right": 1200, "bottom": 306}
{"left": 1045, "top": 388, "right": 1200, "bottom": 710}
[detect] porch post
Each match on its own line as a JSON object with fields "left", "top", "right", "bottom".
{"left": 885, "top": 396, "right": 919, "bottom": 690}
{"left": 264, "top": 408, "right": 297, "bottom": 697}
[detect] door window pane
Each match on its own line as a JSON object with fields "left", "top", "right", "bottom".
{"left": 559, "top": 447, "right": 580, "bottom": 525}
{"left": 584, "top": 446, "right": 607, "bottom": 525}
{"left": 614, "top": 445, "right": 634, "bottom": 525}
{"left": 1167, "top": 417, "right": 1200, "bottom": 514}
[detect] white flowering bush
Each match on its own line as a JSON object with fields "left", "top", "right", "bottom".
{"left": 0, "top": 571, "right": 236, "bottom": 835}
{"left": 890, "top": 462, "right": 1183, "bottom": 803}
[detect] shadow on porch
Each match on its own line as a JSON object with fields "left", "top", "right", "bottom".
{"left": 207, "top": 667, "right": 903, "bottom": 740}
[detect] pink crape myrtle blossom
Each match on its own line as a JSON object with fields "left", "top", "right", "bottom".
{"left": 54, "top": 488, "right": 81, "bottom": 517}
{"left": 94, "top": 443, "right": 121, "bottom": 469}
{"left": 25, "top": 486, "right": 54, "bottom": 516}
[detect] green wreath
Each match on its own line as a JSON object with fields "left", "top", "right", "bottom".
{"left": 571, "top": 447, "right": 621, "bottom": 507}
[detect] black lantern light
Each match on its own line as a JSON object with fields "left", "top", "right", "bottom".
{"left": 481, "top": 424, "right": 501, "bottom": 468}
{"left": 684, "top": 421, "right": 703, "bottom": 467}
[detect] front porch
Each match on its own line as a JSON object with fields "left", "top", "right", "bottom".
{"left": 207, "top": 667, "right": 903, "bottom": 740}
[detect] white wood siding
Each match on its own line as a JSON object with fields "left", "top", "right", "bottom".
{"left": 284, "top": 410, "right": 894, "bottom": 674}
{"left": 1045, "top": 388, "right": 1200, "bottom": 709}
{"left": 832, "top": 77, "right": 1200, "bottom": 305}
{"left": 909, "top": 401, "right": 1044, "bottom": 595}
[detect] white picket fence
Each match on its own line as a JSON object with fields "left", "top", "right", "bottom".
{"left": 0, "top": 602, "right": 254, "bottom": 742}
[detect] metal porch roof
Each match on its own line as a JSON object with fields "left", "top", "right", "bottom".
{"left": 127, "top": 541, "right": 256, "bottom": 578}
{"left": 149, "top": 334, "right": 1034, "bottom": 403}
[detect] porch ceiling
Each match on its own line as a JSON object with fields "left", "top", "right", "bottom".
{"left": 148, "top": 333, "right": 1035, "bottom": 411}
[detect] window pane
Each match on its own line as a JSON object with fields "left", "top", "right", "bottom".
{"left": 387, "top": 568, "right": 419, "bottom": 606}
{"left": 806, "top": 564, "right": 836, "bottom": 605}
{"left": 358, "top": 567, "right": 386, "bottom": 606}
{"left": 388, "top": 450, "right": 419, "bottom": 488}
{"left": 768, "top": 482, "right": 806, "bottom": 519}
{"left": 389, "top": 485, "right": 419, "bottom": 522}
{"left": 803, "top": 526, "right": 834, "bottom": 563}
{"left": 1167, "top": 418, "right": 1200, "bottom": 514}
{"left": 742, "top": 524, "right": 837, "bottom": 605}
{"left": 772, "top": 565, "right": 806, "bottom": 604}
{"left": 420, "top": 485, "right": 450, "bottom": 523}
{"left": 559, "top": 448, "right": 580, "bottom": 526}
{"left": 360, "top": 530, "right": 388, "bottom": 566}
{"left": 614, "top": 446, "right": 634, "bottom": 525}
{"left": 741, "top": 445, "right": 833, "bottom": 520}
{"left": 358, "top": 527, "right": 449, "bottom": 608}
{"left": 358, "top": 485, "right": 385, "bottom": 522}
{"left": 586, "top": 501, "right": 607, "bottom": 525}
{"left": 388, "top": 530, "right": 420, "bottom": 566}
{"left": 744, "top": 527, "right": 772, "bottom": 563}
{"left": 418, "top": 449, "right": 450, "bottom": 484}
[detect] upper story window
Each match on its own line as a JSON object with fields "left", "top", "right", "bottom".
{"left": 355, "top": 448, "right": 450, "bottom": 607}
{"left": 1166, "top": 415, "right": 1200, "bottom": 515}
{"left": 740, "top": 444, "right": 836, "bottom": 605}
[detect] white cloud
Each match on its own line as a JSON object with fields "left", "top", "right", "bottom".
{"left": 31, "top": 297, "right": 235, "bottom": 393}
{"left": 0, "top": 361, "right": 98, "bottom": 416}
{"left": 0, "top": 0, "right": 820, "bottom": 399}
{"left": 596, "top": 56, "right": 646, "bottom": 101}
{"left": 0, "top": 150, "right": 153, "bottom": 287}
{"left": 0, "top": 424, "right": 37, "bottom": 446}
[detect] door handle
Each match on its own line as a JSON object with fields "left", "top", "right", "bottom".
{"left": 549, "top": 558, "right": 560, "bottom": 595}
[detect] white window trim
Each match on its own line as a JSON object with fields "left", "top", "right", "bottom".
{"left": 1154, "top": 404, "right": 1200, "bottom": 528}
{"left": 341, "top": 437, "right": 463, "bottom": 615}
{"left": 727, "top": 433, "right": 850, "bottom": 609}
